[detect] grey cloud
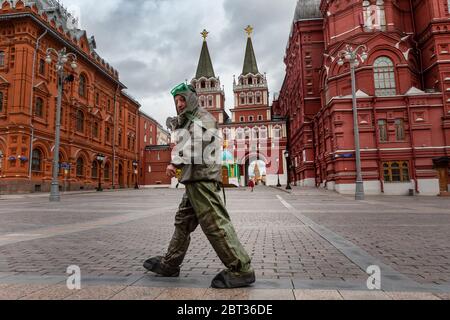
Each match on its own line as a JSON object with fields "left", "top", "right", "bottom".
{"left": 72, "top": 0, "right": 298, "bottom": 125}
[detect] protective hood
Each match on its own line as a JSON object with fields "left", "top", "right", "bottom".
{"left": 174, "top": 89, "right": 200, "bottom": 128}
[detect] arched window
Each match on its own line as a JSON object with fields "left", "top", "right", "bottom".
{"left": 236, "top": 128, "right": 244, "bottom": 140}
{"left": 208, "top": 96, "right": 213, "bottom": 107}
{"left": 222, "top": 128, "right": 231, "bottom": 141}
{"left": 256, "top": 92, "right": 262, "bottom": 104}
{"left": 374, "top": 57, "right": 396, "bottom": 96}
{"left": 240, "top": 93, "right": 246, "bottom": 105}
{"left": 363, "top": 0, "right": 386, "bottom": 30}
{"left": 105, "top": 126, "right": 111, "bottom": 143}
{"left": 248, "top": 93, "right": 254, "bottom": 104}
{"left": 39, "top": 59, "right": 45, "bottom": 76}
{"left": 93, "top": 122, "right": 99, "bottom": 138}
{"left": 273, "top": 125, "right": 282, "bottom": 138}
{"left": 244, "top": 127, "right": 251, "bottom": 139}
{"left": 0, "top": 51, "right": 4, "bottom": 67}
{"left": 92, "top": 161, "right": 98, "bottom": 178}
{"left": 252, "top": 127, "right": 259, "bottom": 140}
{"left": 260, "top": 126, "right": 268, "bottom": 139}
{"left": 79, "top": 74, "right": 87, "bottom": 98}
{"left": 201, "top": 81, "right": 206, "bottom": 89}
{"left": 104, "top": 163, "right": 110, "bottom": 180}
{"left": 76, "top": 157, "right": 84, "bottom": 177}
{"left": 35, "top": 97, "right": 44, "bottom": 117}
{"left": 31, "top": 149, "right": 43, "bottom": 172}
{"left": 383, "top": 161, "right": 409, "bottom": 182}
{"left": 76, "top": 110, "right": 84, "bottom": 132}
{"left": 378, "top": 119, "right": 388, "bottom": 142}
{"left": 0, "top": 91, "right": 3, "bottom": 113}
{"left": 200, "top": 96, "right": 205, "bottom": 107}
{"left": 395, "top": 119, "right": 405, "bottom": 141}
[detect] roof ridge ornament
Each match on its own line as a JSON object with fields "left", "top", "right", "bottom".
{"left": 201, "top": 29, "right": 209, "bottom": 42}
{"left": 245, "top": 25, "right": 254, "bottom": 38}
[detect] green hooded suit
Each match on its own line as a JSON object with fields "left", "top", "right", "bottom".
{"left": 161, "top": 86, "right": 253, "bottom": 277}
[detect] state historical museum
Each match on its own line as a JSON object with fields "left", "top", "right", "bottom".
{"left": 276, "top": 0, "right": 450, "bottom": 196}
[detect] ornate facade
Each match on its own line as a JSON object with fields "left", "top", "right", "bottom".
{"left": 275, "top": 0, "right": 450, "bottom": 196}
{"left": 0, "top": 0, "right": 140, "bottom": 193}
{"left": 191, "top": 27, "right": 288, "bottom": 187}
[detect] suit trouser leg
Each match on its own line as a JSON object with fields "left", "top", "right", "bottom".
{"left": 163, "top": 193, "right": 199, "bottom": 269}
{"left": 186, "top": 181, "right": 252, "bottom": 273}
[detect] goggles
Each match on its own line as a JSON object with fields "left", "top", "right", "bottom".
{"left": 170, "top": 83, "right": 196, "bottom": 97}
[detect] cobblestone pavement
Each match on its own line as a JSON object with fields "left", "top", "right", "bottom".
{"left": 0, "top": 186, "right": 449, "bottom": 300}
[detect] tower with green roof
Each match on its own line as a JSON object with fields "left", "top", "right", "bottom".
{"left": 230, "top": 26, "right": 270, "bottom": 125}
{"left": 191, "top": 29, "right": 228, "bottom": 124}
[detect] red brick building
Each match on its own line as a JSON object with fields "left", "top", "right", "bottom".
{"left": 275, "top": 0, "right": 450, "bottom": 196}
{"left": 0, "top": 0, "right": 140, "bottom": 193}
{"left": 142, "top": 145, "right": 172, "bottom": 186}
{"left": 137, "top": 111, "right": 170, "bottom": 186}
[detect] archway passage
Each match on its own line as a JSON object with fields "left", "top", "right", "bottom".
{"left": 248, "top": 160, "right": 267, "bottom": 186}
{"left": 241, "top": 153, "right": 270, "bottom": 187}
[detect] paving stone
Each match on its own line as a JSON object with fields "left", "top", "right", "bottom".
{"left": 294, "top": 289, "right": 343, "bottom": 300}
{"left": 385, "top": 292, "right": 441, "bottom": 300}
{"left": 435, "top": 293, "right": 450, "bottom": 300}
{"left": 109, "top": 287, "right": 166, "bottom": 300}
{"left": 338, "top": 290, "right": 393, "bottom": 300}
{"left": 0, "top": 187, "right": 449, "bottom": 298}
{"left": 242, "top": 289, "right": 295, "bottom": 300}
{"left": 155, "top": 288, "right": 209, "bottom": 300}
{"left": 202, "top": 288, "right": 251, "bottom": 300}
{"left": 0, "top": 284, "right": 53, "bottom": 300}
{"left": 64, "top": 285, "right": 125, "bottom": 300}
{"left": 20, "top": 284, "right": 75, "bottom": 300}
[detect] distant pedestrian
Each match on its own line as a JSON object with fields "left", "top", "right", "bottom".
{"left": 248, "top": 179, "right": 255, "bottom": 192}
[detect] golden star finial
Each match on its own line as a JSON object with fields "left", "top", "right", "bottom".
{"left": 245, "top": 25, "right": 254, "bottom": 37}
{"left": 201, "top": 29, "right": 209, "bottom": 41}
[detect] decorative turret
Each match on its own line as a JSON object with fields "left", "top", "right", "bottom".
{"left": 195, "top": 30, "right": 216, "bottom": 79}
{"left": 231, "top": 26, "right": 270, "bottom": 122}
{"left": 191, "top": 29, "right": 227, "bottom": 124}
{"left": 234, "top": 26, "right": 267, "bottom": 91}
{"left": 242, "top": 25, "right": 259, "bottom": 76}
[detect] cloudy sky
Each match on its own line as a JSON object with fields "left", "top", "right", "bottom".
{"left": 68, "top": 0, "right": 298, "bottom": 126}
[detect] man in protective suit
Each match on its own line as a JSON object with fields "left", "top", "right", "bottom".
{"left": 143, "top": 83, "right": 255, "bottom": 289}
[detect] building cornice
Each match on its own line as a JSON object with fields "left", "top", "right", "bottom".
{"left": 0, "top": 12, "right": 127, "bottom": 89}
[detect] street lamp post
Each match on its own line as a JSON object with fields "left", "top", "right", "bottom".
{"left": 336, "top": 44, "right": 368, "bottom": 201}
{"left": 133, "top": 160, "right": 139, "bottom": 189}
{"left": 46, "top": 47, "right": 77, "bottom": 202}
{"left": 276, "top": 158, "right": 281, "bottom": 187}
{"left": 284, "top": 150, "right": 292, "bottom": 190}
{"left": 96, "top": 154, "right": 106, "bottom": 192}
